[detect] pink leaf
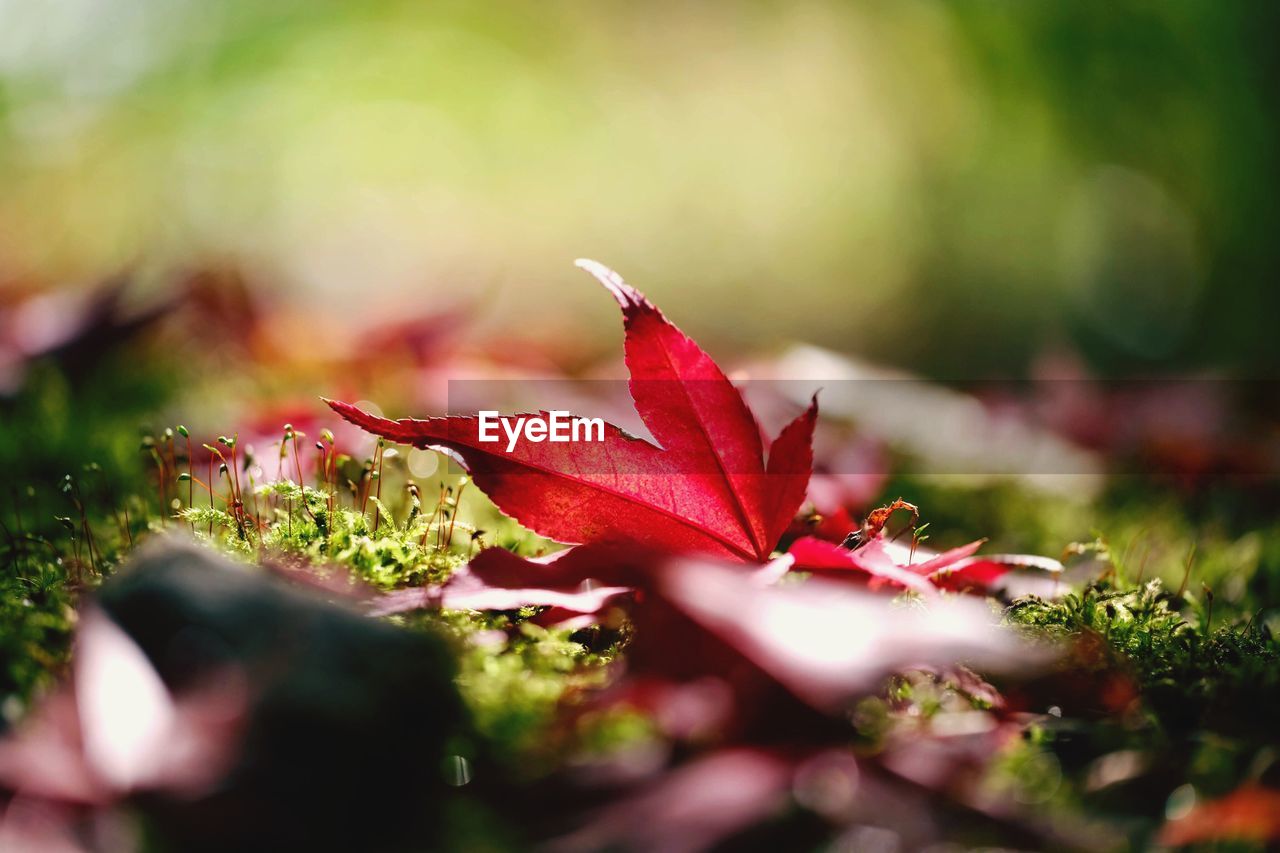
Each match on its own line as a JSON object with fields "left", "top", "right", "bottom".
{"left": 368, "top": 544, "right": 638, "bottom": 618}
{"left": 788, "top": 534, "right": 1061, "bottom": 598}
{"left": 786, "top": 536, "right": 938, "bottom": 596}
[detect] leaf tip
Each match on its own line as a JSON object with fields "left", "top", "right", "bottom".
{"left": 321, "top": 397, "right": 350, "bottom": 416}
{"left": 574, "top": 258, "right": 648, "bottom": 311}
{"left": 324, "top": 397, "right": 381, "bottom": 433}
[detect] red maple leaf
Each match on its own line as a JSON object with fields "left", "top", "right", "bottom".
{"left": 787, "top": 532, "right": 1062, "bottom": 598}
{"left": 326, "top": 260, "right": 816, "bottom": 562}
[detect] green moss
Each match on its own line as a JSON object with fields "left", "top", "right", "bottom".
{"left": 0, "top": 548, "right": 76, "bottom": 726}
{"left": 1007, "top": 579, "right": 1280, "bottom": 739}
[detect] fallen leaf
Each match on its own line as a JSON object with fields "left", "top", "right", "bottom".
{"left": 368, "top": 546, "right": 635, "bottom": 618}
{"left": 788, "top": 533, "right": 1062, "bottom": 598}
{"left": 786, "top": 535, "right": 941, "bottom": 596}
{"left": 327, "top": 260, "right": 815, "bottom": 561}
{"left": 548, "top": 748, "right": 795, "bottom": 853}
{"left": 654, "top": 557, "right": 1048, "bottom": 714}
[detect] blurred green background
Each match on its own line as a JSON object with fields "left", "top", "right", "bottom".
{"left": 1, "top": 0, "right": 1277, "bottom": 377}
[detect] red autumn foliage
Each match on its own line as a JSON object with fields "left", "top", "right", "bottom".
{"left": 328, "top": 260, "right": 816, "bottom": 562}
{"left": 1159, "top": 784, "right": 1280, "bottom": 846}
{"left": 786, "top": 533, "right": 1062, "bottom": 598}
